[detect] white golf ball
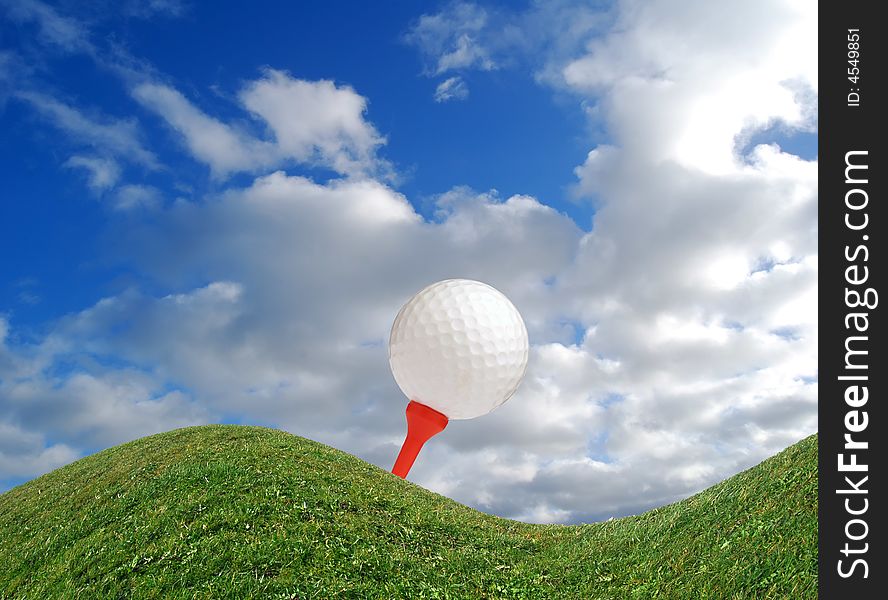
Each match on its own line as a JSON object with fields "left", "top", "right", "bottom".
{"left": 389, "top": 279, "right": 529, "bottom": 420}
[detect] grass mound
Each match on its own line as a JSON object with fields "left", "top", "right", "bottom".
{"left": 0, "top": 425, "right": 816, "bottom": 598}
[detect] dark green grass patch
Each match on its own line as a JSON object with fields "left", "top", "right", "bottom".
{"left": 0, "top": 426, "right": 816, "bottom": 598}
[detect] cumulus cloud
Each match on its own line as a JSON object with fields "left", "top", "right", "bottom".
{"left": 561, "top": 0, "right": 816, "bottom": 175}
{"left": 434, "top": 76, "right": 469, "bottom": 102}
{"left": 0, "top": 315, "right": 210, "bottom": 464}
{"left": 96, "top": 178, "right": 578, "bottom": 425}
{"left": 0, "top": 421, "right": 79, "bottom": 480}
{"left": 240, "top": 70, "right": 388, "bottom": 177}
{"left": 0, "top": 0, "right": 817, "bottom": 525}
{"left": 134, "top": 71, "right": 389, "bottom": 179}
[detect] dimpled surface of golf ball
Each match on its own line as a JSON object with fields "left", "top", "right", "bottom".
{"left": 389, "top": 279, "right": 529, "bottom": 420}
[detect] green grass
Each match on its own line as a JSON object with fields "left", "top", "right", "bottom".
{"left": 0, "top": 426, "right": 816, "bottom": 599}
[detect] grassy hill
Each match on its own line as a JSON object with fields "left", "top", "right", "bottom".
{"left": 0, "top": 425, "right": 816, "bottom": 599}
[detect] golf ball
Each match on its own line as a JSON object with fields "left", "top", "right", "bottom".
{"left": 389, "top": 279, "right": 529, "bottom": 420}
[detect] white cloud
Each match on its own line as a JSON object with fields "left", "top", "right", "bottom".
{"left": 0, "top": 315, "right": 211, "bottom": 458}
{"left": 240, "top": 70, "right": 388, "bottom": 177}
{"left": 405, "top": 2, "right": 495, "bottom": 75}
{"left": 405, "top": 0, "right": 613, "bottom": 98}
{"left": 63, "top": 155, "right": 121, "bottom": 191}
{"left": 92, "top": 178, "right": 577, "bottom": 410}
{"left": 1, "top": 0, "right": 93, "bottom": 54}
{"left": 0, "top": 421, "right": 79, "bottom": 479}
{"left": 13, "top": 90, "right": 159, "bottom": 168}
{"left": 438, "top": 33, "right": 494, "bottom": 74}
{"left": 112, "top": 183, "right": 161, "bottom": 210}
{"left": 1, "top": 0, "right": 184, "bottom": 54}
{"left": 561, "top": 0, "right": 816, "bottom": 174}
{"left": 132, "top": 82, "right": 277, "bottom": 178}
{"left": 134, "top": 71, "right": 389, "bottom": 179}
{"left": 434, "top": 76, "right": 469, "bottom": 103}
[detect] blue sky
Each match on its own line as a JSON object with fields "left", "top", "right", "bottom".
{"left": 1, "top": 0, "right": 817, "bottom": 523}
